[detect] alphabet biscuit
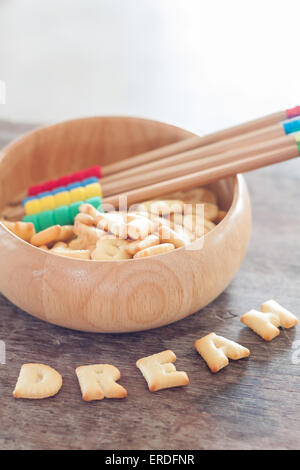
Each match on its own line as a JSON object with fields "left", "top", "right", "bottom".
{"left": 13, "top": 363, "right": 62, "bottom": 399}
{"left": 92, "top": 237, "right": 131, "bottom": 260}
{"left": 261, "top": 299, "right": 298, "bottom": 328}
{"left": 76, "top": 364, "right": 127, "bottom": 401}
{"left": 171, "top": 213, "right": 215, "bottom": 238}
{"left": 194, "top": 333, "right": 250, "bottom": 373}
{"left": 79, "top": 203, "right": 103, "bottom": 224}
{"left": 137, "top": 200, "right": 184, "bottom": 217}
{"left": 127, "top": 216, "right": 155, "bottom": 240}
{"left": 136, "top": 350, "right": 189, "bottom": 392}
{"left": 2, "top": 220, "right": 35, "bottom": 242}
{"left": 30, "top": 225, "right": 74, "bottom": 247}
{"left": 241, "top": 300, "right": 298, "bottom": 341}
{"left": 74, "top": 220, "right": 106, "bottom": 244}
{"left": 96, "top": 212, "right": 128, "bottom": 238}
{"left": 158, "top": 225, "right": 190, "bottom": 248}
{"left": 68, "top": 237, "right": 89, "bottom": 250}
{"left": 75, "top": 213, "right": 95, "bottom": 226}
{"left": 126, "top": 234, "right": 160, "bottom": 255}
{"left": 52, "top": 241, "right": 68, "bottom": 249}
{"left": 133, "top": 243, "right": 175, "bottom": 259}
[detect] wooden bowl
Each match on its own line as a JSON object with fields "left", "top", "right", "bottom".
{"left": 0, "top": 117, "right": 251, "bottom": 332}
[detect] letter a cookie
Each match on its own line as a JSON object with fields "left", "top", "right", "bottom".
{"left": 194, "top": 333, "right": 250, "bottom": 373}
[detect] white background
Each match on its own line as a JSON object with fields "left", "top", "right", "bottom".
{"left": 0, "top": 0, "right": 299, "bottom": 134}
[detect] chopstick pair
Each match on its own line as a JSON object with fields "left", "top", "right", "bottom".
{"left": 17, "top": 106, "right": 300, "bottom": 212}
{"left": 101, "top": 131, "right": 300, "bottom": 197}
{"left": 103, "top": 132, "right": 300, "bottom": 207}
{"left": 100, "top": 106, "right": 300, "bottom": 178}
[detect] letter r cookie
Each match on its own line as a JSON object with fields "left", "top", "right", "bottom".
{"left": 76, "top": 364, "right": 127, "bottom": 401}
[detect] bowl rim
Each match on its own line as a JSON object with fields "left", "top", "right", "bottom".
{"left": 0, "top": 115, "right": 243, "bottom": 264}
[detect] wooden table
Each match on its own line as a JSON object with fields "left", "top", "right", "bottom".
{"left": 0, "top": 121, "right": 299, "bottom": 450}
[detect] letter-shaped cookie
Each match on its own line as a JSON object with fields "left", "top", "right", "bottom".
{"left": 194, "top": 333, "right": 250, "bottom": 373}
{"left": 136, "top": 350, "right": 189, "bottom": 392}
{"left": 91, "top": 237, "right": 131, "bottom": 260}
{"left": 79, "top": 203, "right": 103, "bottom": 224}
{"left": 13, "top": 363, "right": 62, "bottom": 399}
{"left": 75, "top": 364, "right": 127, "bottom": 401}
{"left": 2, "top": 220, "right": 35, "bottom": 242}
{"left": 241, "top": 300, "right": 298, "bottom": 341}
{"left": 126, "top": 234, "right": 160, "bottom": 255}
{"left": 158, "top": 225, "right": 190, "bottom": 248}
{"left": 30, "top": 225, "right": 73, "bottom": 246}
{"left": 133, "top": 243, "right": 175, "bottom": 258}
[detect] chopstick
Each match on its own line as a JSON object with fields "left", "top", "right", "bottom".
{"left": 101, "top": 106, "right": 300, "bottom": 177}
{"left": 102, "top": 133, "right": 299, "bottom": 197}
{"left": 101, "top": 122, "right": 287, "bottom": 184}
{"left": 103, "top": 140, "right": 300, "bottom": 208}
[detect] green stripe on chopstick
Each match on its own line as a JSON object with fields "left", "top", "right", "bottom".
{"left": 294, "top": 132, "right": 300, "bottom": 154}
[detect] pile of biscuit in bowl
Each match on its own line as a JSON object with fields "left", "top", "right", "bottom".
{"left": 1, "top": 187, "right": 226, "bottom": 261}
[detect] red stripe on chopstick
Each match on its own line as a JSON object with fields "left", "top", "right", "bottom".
{"left": 286, "top": 106, "right": 300, "bottom": 119}
{"left": 28, "top": 165, "right": 102, "bottom": 196}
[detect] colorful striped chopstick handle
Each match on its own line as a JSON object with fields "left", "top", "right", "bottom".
{"left": 28, "top": 165, "right": 102, "bottom": 196}
{"left": 283, "top": 117, "right": 300, "bottom": 135}
{"left": 22, "top": 165, "right": 103, "bottom": 231}
{"left": 22, "top": 196, "right": 103, "bottom": 232}
{"left": 285, "top": 106, "right": 300, "bottom": 119}
{"left": 23, "top": 180, "right": 102, "bottom": 215}
{"left": 294, "top": 132, "right": 300, "bottom": 153}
